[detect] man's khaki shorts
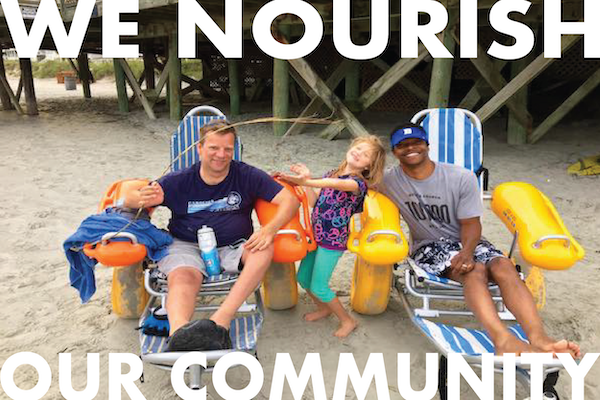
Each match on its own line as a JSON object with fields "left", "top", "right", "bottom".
{"left": 158, "top": 238, "right": 245, "bottom": 277}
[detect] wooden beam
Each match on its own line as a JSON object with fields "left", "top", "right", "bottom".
{"left": 283, "top": 59, "right": 354, "bottom": 138}
{"left": 67, "top": 58, "right": 80, "bottom": 77}
{"left": 118, "top": 59, "right": 156, "bottom": 119}
{"left": 149, "top": 64, "right": 170, "bottom": 108}
{"left": 0, "top": 74, "right": 24, "bottom": 114}
{"left": 77, "top": 52, "right": 92, "bottom": 99}
{"left": 370, "top": 58, "right": 428, "bottom": 102}
{"left": 288, "top": 68, "right": 315, "bottom": 99}
{"left": 0, "top": 52, "right": 14, "bottom": 110}
{"left": 457, "top": 60, "right": 507, "bottom": 110}
{"left": 15, "top": 77, "right": 23, "bottom": 102}
{"left": 287, "top": 57, "right": 369, "bottom": 139}
{"left": 180, "top": 74, "right": 229, "bottom": 101}
{"left": 19, "top": 58, "right": 38, "bottom": 115}
{"left": 289, "top": 80, "right": 300, "bottom": 106}
{"left": 113, "top": 59, "right": 129, "bottom": 113}
{"left": 359, "top": 44, "right": 428, "bottom": 110}
{"left": 129, "top": 71, "right": 145, "bottom": 103}
{"left": 168, "top": 32, "right": 181, "bottom": 121}
{"left": 319, "top": 121, "right": 346, "bottom": 140}
{"left": 462, "top": 35, "right": 532, "bottom": 130}
{"left": 529, "top": 67, "right": 600, "bottom": 144}
{"left": 228, "top": 59, "right": 241, "bottom": 116}
{"left": 476, "top": 35, "right": 581, "bottom": 123}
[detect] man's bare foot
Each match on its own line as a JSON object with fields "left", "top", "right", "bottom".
{"left": 495, "top": 334, "right": 538, "bottom": 355}
{"left": 304, "top": 308, "right": 331, "bottom": 322}
{"left": 530, "top": 335, "right": 581, "bottom": 358}
{"left": 334, "top": 319, "right": 358, "bottom": 338}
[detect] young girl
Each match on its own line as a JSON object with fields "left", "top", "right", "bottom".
{"left": 279, "top": 136, "right": 386, "bottom": 338}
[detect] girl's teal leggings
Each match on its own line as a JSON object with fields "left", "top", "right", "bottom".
{"left": 297, "top": 246, "right": 344, "bottom": 303}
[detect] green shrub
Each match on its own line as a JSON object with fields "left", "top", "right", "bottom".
{"left": 3, "top": 58, "right": 202, "bottom": 80}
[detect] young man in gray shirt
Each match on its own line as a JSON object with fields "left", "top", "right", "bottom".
{"left": 382, "top": 123, "right": 579, "bottom": 357}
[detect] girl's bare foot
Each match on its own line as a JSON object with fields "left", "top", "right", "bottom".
{"left": 334, "top": 318, "right": 358, "bottom": 338}
{"left": 304, "top": 308, "right": 331, "bottom": 322}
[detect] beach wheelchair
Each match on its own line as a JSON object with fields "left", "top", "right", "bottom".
{"left": 348, "top": 108, "right": 585, "bottom": 399}
{"left": 85, "top": 105, "right": 317, "bottom": 388}
{"left": 83, "top": 106, "right": 287, "bottom": 389}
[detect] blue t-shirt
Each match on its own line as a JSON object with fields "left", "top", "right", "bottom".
{"left": 158, "top": 160, "right": 283, "bottom": 246}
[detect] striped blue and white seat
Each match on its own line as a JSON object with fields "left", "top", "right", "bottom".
{"left": 414, "top": 316, "right": 527, "bottom": 357}
{"left": 412, "top": 108, "right": 484, "bottom": 193}
{"left": 171, "top": 106, "right": 242, "bottom": 172}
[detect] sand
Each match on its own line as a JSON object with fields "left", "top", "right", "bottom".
{"left": 0, "top": 78, "right": 599, "bottom": 399}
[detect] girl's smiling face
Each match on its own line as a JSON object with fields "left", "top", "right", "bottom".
{"left": 346, "top": 143, "right": 374, "bottom": 172}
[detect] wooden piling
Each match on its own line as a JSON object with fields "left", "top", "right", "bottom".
{"left": 19, "top": 58, "right": 38, "bottom": 115}
{"left": 345, "top": 62, "right": 361, "bottom": 112}
{"left": 228, "top": 59, "right": 241, "bottom": 116}
{"left": 113, "top": 58, "right": 129, "bottom": 113}
{"left": 77, "top": 52, "right": 92, "bottom": 99}
{"left": 143, "top": 42, "right": 155, "bottom": 90}
{"left": 507, "top": 57, "right": 530, "bottom": 144}
{"left": 0, "top": 52, "right": 14, "bottom": 111}
{"left": 428, "top": 9, "right": 457, "bottom": 108}
{"left": 168, "top": 32, "right": 182, "bottom": 121}
{"left": 273, "top": 23, "right": 290, "bottom": 136}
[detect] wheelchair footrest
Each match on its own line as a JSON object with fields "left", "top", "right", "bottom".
{"left": 140, "top": 313, "right": 263, "bottom": 356}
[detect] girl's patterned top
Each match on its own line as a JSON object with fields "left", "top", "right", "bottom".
{"left": 311, "top": 173, "right": 368, "bottom": 251}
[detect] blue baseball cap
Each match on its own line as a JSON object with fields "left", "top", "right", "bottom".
{"left": 390, "top": 125, "right": 428, "bottom": 148}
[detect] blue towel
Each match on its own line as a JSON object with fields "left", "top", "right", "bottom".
{"left": 64, "top": 208, "right": 173, "bottom": 303}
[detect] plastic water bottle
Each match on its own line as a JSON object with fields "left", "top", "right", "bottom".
{"left": 197, "top": 225, "right": 221, "bottom": 276}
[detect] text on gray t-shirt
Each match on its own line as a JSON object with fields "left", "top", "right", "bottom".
{"left": 381, "top": 162, "right": 483, "bottom": 250}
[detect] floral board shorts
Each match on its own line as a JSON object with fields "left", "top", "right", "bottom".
{"left": 411, "top": 238, "right": 505, "bottom": 276}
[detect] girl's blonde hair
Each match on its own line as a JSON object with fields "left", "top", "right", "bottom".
{"left": 331, "top": 135, "right": 386, "bottom": 186}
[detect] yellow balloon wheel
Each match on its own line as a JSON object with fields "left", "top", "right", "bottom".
{"left": 111, "top": 262, "right": 149, "bottom": 319}
{"left": 350, "top": 257, "right": 393, "bottom": 315}
{"left": 262, "top": 262, "right": 298, "bottom": 310}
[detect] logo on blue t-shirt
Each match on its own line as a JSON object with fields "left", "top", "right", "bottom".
{"left": 187, "top": 191, "right": 242, "bottom": 213}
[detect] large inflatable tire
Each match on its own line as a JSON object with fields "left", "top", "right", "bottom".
{"left": 262, "top": 262, "right": 298, "bottom": 310}
{"left": 111, "top": 262, "right": 149, "bottom": 319}
{"left": 350, "top": 257, "right": 393, "bottom": 315}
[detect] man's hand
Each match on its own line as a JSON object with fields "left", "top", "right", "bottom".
{"left": 450, "top": 250, "right": 476, "bottom": 275}
{"left": 138, "top": 181, "right": 164, "bottom": 208}
{"left": 245, "top": 225, "right": 277, "bottom": 253}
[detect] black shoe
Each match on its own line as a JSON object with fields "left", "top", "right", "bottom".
{"left": 166, "top": 319, "right": 232, "bottom": 352}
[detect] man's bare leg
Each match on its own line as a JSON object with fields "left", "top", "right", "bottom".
{"left": 166, "top": 267, "right": 203, "bottom": 335}
{"left": 488, "top": 258, "right": 580, "bottom": 357}
{"left": 304, "top": 291, "right": 332, "bottom": 321}
{"left": 448, "top": 263, "right": 536, "bottom": 355}
{"left": 210, "top": 245, "right": 273, "bottom": 329}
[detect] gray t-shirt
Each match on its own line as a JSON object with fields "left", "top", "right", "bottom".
{"left": 381, "top": 162, "right": 482, "bottom": 250}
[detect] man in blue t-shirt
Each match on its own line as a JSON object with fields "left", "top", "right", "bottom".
{"left": 125, "top": 120, "right": 298, "bottom": 351}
